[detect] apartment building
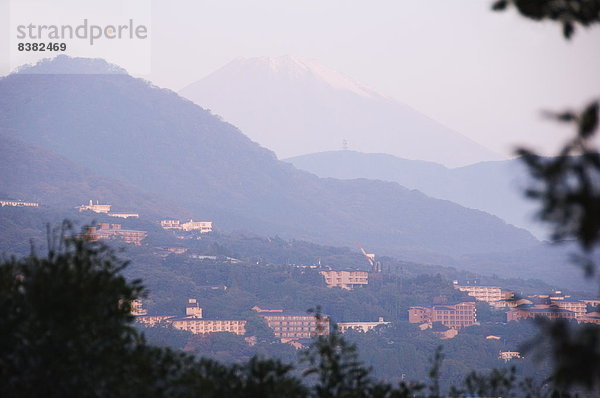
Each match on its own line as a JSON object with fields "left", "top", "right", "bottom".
{"left": 171, "top": 318, "right": 246, "bottom": 335}
{"left": 0, "top": 200, "right": 39, "bottom": 207}
{"left": 408, "top": 301, "right": 477, "bottom": 329}
{"left": 253, "top": 307, "right": 330, "bottom": 342}
{"left": 160, "top": 219, "right": 213, "bottom": 233}
{"left": 579, "top": 312, "right": 600, "bottom": 325}
{"left": 550, "top": 299, "right": 587, "bottom": 318}
{"left": 499, "top": 351, "right": 522, "bottom": 361}
{"left": 337, "top": 317, "right": 390, "bottom": 333}
{"left": 137, "top": 299, "right": 246, "bottom": 335}
{"left": 160, "top": 220, "right": 181, "bottom": 229}
{"left": 109, "top": 213, "right": 139, "bottom": 219}
{"left": 83, "top": 223, "right": 147, "bottom": 245}
{"left": 181, "top": 220, "right": 213, "bottom": 233}
{"left": 453, "top": 284, "right": 504, "bottom": 303}
{"left": 490, "top": 298, "right": 532, "bottom": 309}
{"left": 78, "top": 200, "right": 111, "bottom": 213}
{"left": 582, "top": 298, "right": 600, "bottom": 307}
{"left": 131, "top": 299, "right": 147, "bottom": 316}
{"left": 320, "top": 270, "right": 368, "bottom": 290}
{"left": 506, "top": 304, "right": 577, "bottom": 322}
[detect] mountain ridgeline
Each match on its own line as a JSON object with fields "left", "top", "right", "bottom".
{"left": 285, "top": 150, "right": 544, "bottom": 238}
{"left": 0, "top": 56, "right": 544, "bottom": 279}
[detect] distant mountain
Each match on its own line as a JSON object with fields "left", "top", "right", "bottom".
{"left": 0, "top": 56, "right": 537, "bottom": 265}
{"left": 179, "top": 56, "right": 503, "bottom": 167}
{"left": 285, "top": 150, "right": 546, "bottom": 238}
{"left": 0, "top": 132, "right": 187, "bottom": 219}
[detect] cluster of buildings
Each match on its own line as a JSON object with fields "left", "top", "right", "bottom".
{"left": 76, "top": 201, "right": 217, "bottom": 246}
{"left": 453, "top": 283, "right": 514, "bottom": 307}
{"left": 77, "top": 200, "right": 139, "bottom": 219}
{"left": 83, "top": 223, "right": 147, "bottom": 246}
{"left": 160, "top": 219, "right": 213, "bottom": 233}
{"left": 408, "top": 301, "right": 478, "bottom": 336}
{"left": 135, "top": 300, "right": 390, "bottom": 346}
{"left": 137, "top": 299, "right": 247, "bottom": 335}
{"left": 252, "top": 306, "right": 331, "bottom": 343}
{"left": 320, "top": 269, "right": 369, "bottom": 290}
{"left": 506, "top": 293, "right": 600, "bottom": 324}
{"left": 337, "top": 317, "right": 390, "bottom": 333}
{"left": 1, "top": 199, "right": 39, "bottom": 207}
{"left": 453, "top": 282, "right": 600, "bottom": 325}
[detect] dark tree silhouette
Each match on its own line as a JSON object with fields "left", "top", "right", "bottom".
{"left": 490, "top": 0, "right": 600, "bottom": 394}
{"left": 0, "top": 222, "right": 307, "bottom": 398}
{"left": 492, "top": 0, "right": 600, "bottom": 39}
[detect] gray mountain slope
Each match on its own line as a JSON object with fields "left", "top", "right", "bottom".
{"left": 4, "top": 56, "right": 585, "bottom": 288}
{"left": 285, "top": 150, "right": 545, "bottom": 238}
{"left": 0, "top": 132, "right": 187, "bottom": 219}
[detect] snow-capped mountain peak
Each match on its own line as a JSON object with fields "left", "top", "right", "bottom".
{"left": 224, "top": 55, "right": 386, "bottom": 99}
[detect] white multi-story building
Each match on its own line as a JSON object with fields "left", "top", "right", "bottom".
{"left": 78, "top": 200, "right": 111, "bottom": 214}
{"left": 181, "top": 220, "right": 213, "bottom": 233}
{"left": 0, "top": 200, "right": 39, "bottom": 207}
{"left": 453, "top": 284, "right": 508, "bottom": 303}
{"left": 337, "top": 317, "right": 390, "bottom": 333}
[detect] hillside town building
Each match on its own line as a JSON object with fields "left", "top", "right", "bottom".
{"left": 137, "top": 299, "right": 247, "bottom": 335}
{"left": 253, "top": 306, "right": 330, "bottom": 342}
{"left": 0, "top": 200, "right": 39, "bottom": 207}
{"left": 453, "top": 283, "right": 513, "bottom": 303}
{"left": 505, "top": 291, "right": 600, "bottom": 323}
{"left": 160, "top": 220, "right": 181, "bottom": 229}
{"left": 489, "top": 298, "right": 532, "bottom": 309}
{"left": 579, "top": 312, "right": 600, "bottom": 325}
{"left": 506, "top": 304, "right": 577, "bottom": 322}
{"left": 337, "top": 317, "right": 390, "bottom": 333}
{"left": 160, "top": 219, "right": 213, "bottom": 233}
{"left": 408, "top": 301, "right": 477, "bottom": 329}
{"left": 320, "top": 270, "right": 368, "bottom": 290}
{"left": 78, "top": 200, "right": 111, "bottom": 213}
{"left": 550, "top": 298, "right": 587, "bottom": 318}
{"left": 424, "top": 322, "right": 459, "bottom": 339}
{"left": 109, "top": 213, "right": 139, "bottom": 219}
{"left": 83, "top": 223, "right": 147, "bottom": 245}
{"left": 582, "top": 298, "right": 600, "bottom": 307}
{"left": 131, "top": 299, "right": 147, "bottom": 316}
{"left": 78, "top": 200, "right": 139, "bottom": 218}
{"left": 499, "top": 351, "right": 522, "bottom": 361}
{"left": 182, "top": 220, "right": 213, "bottom": 233}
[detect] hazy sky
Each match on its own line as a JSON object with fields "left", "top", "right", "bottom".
{"left": 3, "top": 0, "right": 599, "bottom": 158}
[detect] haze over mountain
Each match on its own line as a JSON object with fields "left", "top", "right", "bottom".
{"left": 2, "top": 55, "right": 580, "bottom": 287}
{"left": 0, "top": 132, "right": 188, "bottom": 219}
{"left": 179, "top": 56, "right": 503, "bottom": 167}
{"left": 286, "top": 150, "right": 545, "bottom": 238}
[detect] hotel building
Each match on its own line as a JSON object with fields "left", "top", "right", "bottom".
{"left": 408, "top": 301, "right": 477, "bottom": 329}
{"left": 78, "top": 200, "right": 111, "bottom": 214}
{"left": 337, "top": 317, "right": 390, "bottom": 333}
{"left": 83, "top": 223, "right": 147, "bottom": 246}
{"left": 453, "top": 284, "right": 508, "bottom": 303}
{"left": 320, "top": 270, "right": 368, "bottom": 290}
{"left": 253, "top": 306, "right": 330, "bottom": 342}
{"left": 137, "top": 299, "right": 246, "bottom": 335}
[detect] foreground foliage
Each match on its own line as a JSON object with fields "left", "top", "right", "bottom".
{"left": 0, "top": 225, "right": 307, "bottom": 398}
{"left": 0, "top": 224, "right": 594, "bottom": 397}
